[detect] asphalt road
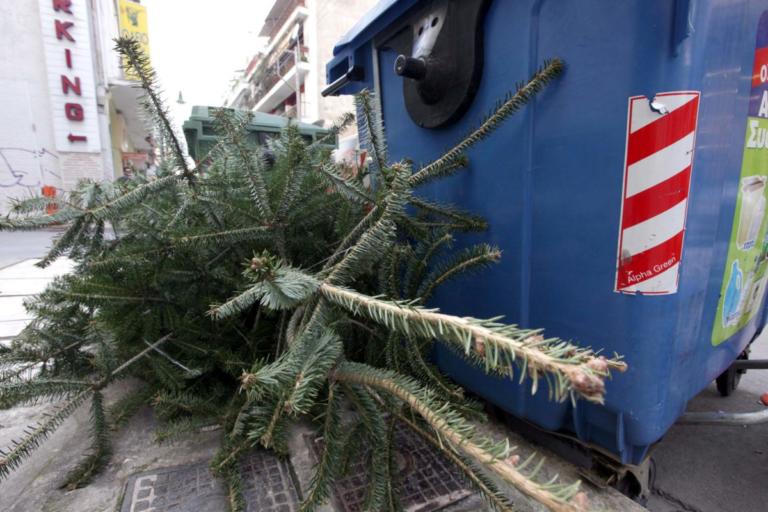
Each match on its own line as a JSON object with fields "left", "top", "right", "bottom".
{"left": 648, "top": 338, "right": 768, "bottom": 512}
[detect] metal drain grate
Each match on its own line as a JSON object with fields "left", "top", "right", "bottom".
{"left": 121, "top": 451, "right": 300, "bottom": 512}
{"left": 239, "top": 449, "right": 301, "bottom": 512}
{"left": 120, "top": 461, "right": 226, "bottom": 512}
{"left": 310, "top": 421, "right": 475, "bottom": 512}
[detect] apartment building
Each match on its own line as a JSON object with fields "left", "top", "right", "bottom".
{"left": 224, "top": 0, "right": 378, "bottom": 129}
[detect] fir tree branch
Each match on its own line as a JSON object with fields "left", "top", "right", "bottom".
{"left": 402, "top": 333, "right": 464, "bottom": 401}
{"left": 320, "top": 283, "right": 625, "bottom": 403}
{"left": 408, "top": 154, "right": 469, "bottom": 187}
{"left": 299, "top": 384, "right": 342, "bottom": 512}
{"left": 110, "top": 334, "right": 173, "bottom": 377}
{"left": 320, "top": 203, "right": 380, "bottom": 272}
{"left": 87, "top": 175, "right": 180, "bottom": 221}
{"left": 392, "top": 410, "right": 514, "bottom": 512}
{"left": 311, "top": 112, "right": 355, "bottom": 148}
{"left": 273, "top": 125, "right": 310, "bottom": 224}
{"left": 0, "top": 388, "right": 92, "bottom": 481}
{"left": 210, "top": 439, "right": 247, "bottom": 512}
{"left": 326, "top": 163, "right": 410, "bottom": 285}
{"left": 316, "top": 163, "right": 374, "bottom": 203}
{"left": 214, "top": 109, "right": 274, "bottom": 220}
{"left": 404, "top": 232, "right": 454, "bottom": 297}
{"left": 0, "top": 209, "right": 81, "bottom": 231}
{"left": 62, "top": 390, "right": 111, "bottom": 489}
{"left": 224, "top": 465, "right": 246, "bottom": 512}
{"left": 355, "top": 90, "right": 387, "bottom": 174}
{"left": 0, "top": 379, "right": 88, "bottom": 409}
{"left": 341, "top": 383, "right": 390, "bottom": 511}
{"left": 172, "top": 225, "right": 272, "bottom": 248}
{"left": 115, "top": 38, "right": 191, "bottom": 180}
{"left": 55, "top": 291, "right": 166, "bottom": 304}
{"left": 332, "top": 362, "right": 585, "bottom": 512}
{"left": 0, "top": 339, "right": 85, "bottom": 385}
{"left": 383, "top": 417, "right": 403, "bottom": 512}
{"left": 410, "top": 59, "right": 564, "bottom": 186}
{"left": 9, "top": 196, "right": 66, "bottom": 216}
{"left": 417, "top": 244, "right": 502, "bottom": 302}
{"left": 37, "top": 216, "right": 87, "bottom": 267}
{"left": 210, "top": 264, "right": 320, "bottom": 319}
{"left": 409, "top": 196, "right": 487, "bottom": 232}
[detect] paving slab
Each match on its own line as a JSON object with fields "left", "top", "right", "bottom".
{"left": 0, "top": 231, "right": 57, "bottom": 268}
{"left": 0, "top": 257, "right": 75, "bottom": 279}
{"left": 0, "top": 319, "right": 31, "bottom": 341}
{"left": 0, "top": 253, "right": 72, "bottom": 341}
{"left": 0, "top": 278, "right": 54, "bottom": 297}
{"left": 0, "top": 296, "right": 32, "bottom": 322}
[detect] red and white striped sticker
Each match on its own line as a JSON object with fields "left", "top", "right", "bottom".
{"left": 615, "top": 91, "right": 700, "bottom": 295}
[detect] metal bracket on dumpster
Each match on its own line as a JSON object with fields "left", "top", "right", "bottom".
{"left": 382, "top": 0, "right": 491, "bottom": 129}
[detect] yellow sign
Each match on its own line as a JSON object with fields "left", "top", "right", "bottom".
{"left": 118, "top": 0, "right": 150, "bottom": 80}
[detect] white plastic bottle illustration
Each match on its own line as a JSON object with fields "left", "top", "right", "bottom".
{"left": 723, "top": 260, "right": 743, "bottom": 327}
{"left": 737, "top": 176, "right": 767, "bottom": 250}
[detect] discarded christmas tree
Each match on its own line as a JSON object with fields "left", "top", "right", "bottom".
{"left": 0, "top": 38, "right": 625, "bottom": 512}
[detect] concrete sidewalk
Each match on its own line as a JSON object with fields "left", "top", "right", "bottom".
{"left": 0, "top": 256, "right": 74, "bottom": 345}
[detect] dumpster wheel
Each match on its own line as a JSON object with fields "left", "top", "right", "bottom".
{"left": 715, "top": 349, "right": 749, "bottom": 397}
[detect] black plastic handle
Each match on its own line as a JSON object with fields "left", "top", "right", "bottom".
{"left": 321, "top": 65, "right": 364, "bottom": 97}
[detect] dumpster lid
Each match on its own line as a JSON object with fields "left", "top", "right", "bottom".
{"left": 332, "top": 0, "right": 416, "bottom": 56}
{"left": 185, "top": 106, "right": 328, "bottom": 135}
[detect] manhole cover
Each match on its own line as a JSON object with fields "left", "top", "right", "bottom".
{"left": 121, "top": 451, "right": 300, "bottom": 512}
{"left": 309, "top": 421, "right": 475, "bottom": 512}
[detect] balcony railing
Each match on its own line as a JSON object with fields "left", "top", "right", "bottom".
{"left": 246, "top": 45, "right": 309, "bottom": 110}
{"left": 261, "top": 0, "right": 306, "bottom": 41}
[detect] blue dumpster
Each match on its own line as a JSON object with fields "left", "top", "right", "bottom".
{"left": 325, "top": 0, "right": 768, "bottom": 465}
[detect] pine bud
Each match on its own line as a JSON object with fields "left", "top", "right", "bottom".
{"left": 586, "top": 355, "right": 609, "bottom": 374}
{"left": 522, "top": 334, "right": 544, "bottom": 344}
{"left": 570, "top": 370, "right": 605, "bottom": 396}
{"left": 505, "top": 454, "right": 520, "bottom": 466}
{"left": 250, "top": 257, "right": 265, "bottom": 272}
{"left": 240, "top": 372, "right": 258, "bottom": 389}
{"left": 473, "top": 335, "right": 486, "bottom": 357}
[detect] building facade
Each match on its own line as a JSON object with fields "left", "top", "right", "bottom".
{"left": 224, "top": 0, "right": 378, "bottom": 129}
{"left": 0, "top": 0, "right": 154, "bottom": 214}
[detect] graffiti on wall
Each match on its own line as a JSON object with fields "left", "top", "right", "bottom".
{"left": 0, "top": 147, "right": 60, "bottom": 208}
{"left": 0, "top": 147, "right": 59, "bottom": 186}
